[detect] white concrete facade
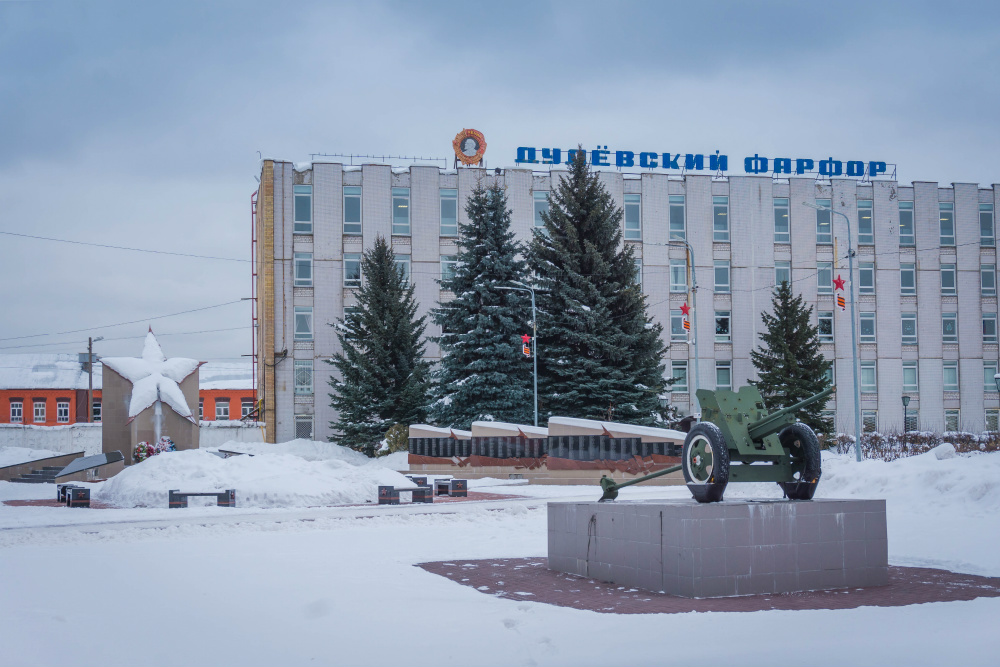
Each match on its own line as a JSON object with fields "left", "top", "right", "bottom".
{"left": 259, "top": 160, "right": 1000, "bottom": 440}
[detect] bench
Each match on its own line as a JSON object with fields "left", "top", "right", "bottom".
{"left": 378, "top": 484, "right": 432, "bottom": 505}
{"left": 57, "top": 483, "right": 79, "bottom": 502}
{"left": 434, "top": 478, "right": 468, "bottom": 497}
{"left": 168, "top": 489, "right": 236, "bottom": 508}
{"left": 57, "top": 483, "right": 91, "bottom": 507}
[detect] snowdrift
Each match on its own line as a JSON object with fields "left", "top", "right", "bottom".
{"left": 209, "top": 439, "right": 410, "bottom": 471}
{"left": 0, "top": 446, "right": 64, "bottom": 468}
{"left": 94, "top": 447, "right": 416, "bottom": 509}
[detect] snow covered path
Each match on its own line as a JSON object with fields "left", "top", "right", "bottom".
{"left": 2, "top": 477, "right": 999, "bottom": 666}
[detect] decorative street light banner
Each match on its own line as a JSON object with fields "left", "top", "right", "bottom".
{"left": 515, "top": 146, "right": 893, "bottom": 179}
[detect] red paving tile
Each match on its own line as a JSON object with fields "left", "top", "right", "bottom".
{"left": 3, "top": 498, "right": 115, "bottom": 509}
{"left": 418, "top": 557, "right": 1000, "bottom": 613}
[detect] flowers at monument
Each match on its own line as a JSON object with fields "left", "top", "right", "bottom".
{"left": 133, "top": 436, "right": 176, "bottom": 463}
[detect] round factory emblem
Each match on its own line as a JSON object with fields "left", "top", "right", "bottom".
{"left": 452, "top": 128, "right": 487, "bottom": 165}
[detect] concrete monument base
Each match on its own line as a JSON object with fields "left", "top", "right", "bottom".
{"left": 547, "top": 498, "right": 888, "bottom": 598}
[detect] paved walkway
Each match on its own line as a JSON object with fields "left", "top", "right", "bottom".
{"left": 418, "top": 557, "right": 1000, "bottom": 613}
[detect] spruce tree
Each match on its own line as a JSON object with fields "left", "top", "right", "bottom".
{"left": 750, "top": 280, "right": 834, "bottom": 435}
{"left": 527, "top": 148, "right": 669, "bottom": 424}
{"left": 328, "top": 236, "right": 430, "bottom": 455}
{"left": 429, "top": 181, "right": 535, "bottom": 429}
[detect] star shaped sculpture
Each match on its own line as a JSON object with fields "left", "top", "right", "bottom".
{"left": 833, "top": 274, "right": 846, "bottom": 291}
{"left": 680, "top": 303, "right": 690, "bottom": 316}
{"left": 521, "top": 334, "right": 532, "bottom": 344}
{"left": 101, "top": 329, "right": 202, "bottom": 423}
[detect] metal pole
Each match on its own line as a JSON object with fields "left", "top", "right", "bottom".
{"left": 668, "top": 239, "right": 699, "bottom": 415}
{"left": 832, "top": 208, "right": 863, "bottom": 463}
{"left": 497, "top": 285, "right": 539, "bottom": 427}
{"left": 87, "top": 337, "right": 93, "bottom": 423}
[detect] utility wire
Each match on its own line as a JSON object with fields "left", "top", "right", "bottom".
{"left": 0, "top": 231, "right": 250, "bottom": 263}
{"left": 0, "top": 326, "right": 250, "bottom": 351}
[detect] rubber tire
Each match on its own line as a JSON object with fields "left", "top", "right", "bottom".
{"left": 777, "top": 423, "right": 822, "bottom": 500}
{"left": 682, "top": 422, "right": 730, "bottom": 503}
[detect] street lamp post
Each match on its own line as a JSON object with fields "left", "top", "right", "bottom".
{"left": 902, "top": 394, "right": 911, "bottom": 432}
{"left": 662, "top": 238, "right": 700, "bottom": 416}
{"left": 497, "top": 285, "right": 539, "bottom": 427}
{"left": 803, "top": 201, "right": 862, "bottom": 462}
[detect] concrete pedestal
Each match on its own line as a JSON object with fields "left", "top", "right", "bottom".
{"left": 547, "top": 499, "right": 888, "bottom": 598}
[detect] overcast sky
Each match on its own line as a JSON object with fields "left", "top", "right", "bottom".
{"left": 2, "top": 0, "right": 999, "bottom": 363}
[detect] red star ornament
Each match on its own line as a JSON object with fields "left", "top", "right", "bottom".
{"left": 680, "top": 303, "right": 690, "bottom": 316}
{"left": 833, "top": 274, "right": 846, "bottom": 291}
{"left": 521, "top": 334, "right": 531, "bottom": 344}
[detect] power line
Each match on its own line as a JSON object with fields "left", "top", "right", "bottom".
{"left": 0, "top": 326, "right": 250, "bottom": 351}
{"left": 0, "top": 231, "right": 249, "bottom": 263}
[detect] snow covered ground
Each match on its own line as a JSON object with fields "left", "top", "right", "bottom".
{"left": 0, "top": 446, "right": 64, "bottom": 467}
{"left": 1, "top": 447, "right": 998, "bottom": 666}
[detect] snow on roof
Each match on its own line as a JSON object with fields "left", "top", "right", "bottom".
{"left": 101, "top": 332, "right": 201, "bottom": 421}
{"left": 0, "top": 355, "right": 250, "bottom": 391}
{"left": 547, "top": 416, "right": 685, "bottom": 443}
{"left": 408, "top": 424, "right": 473, "bottom": 439}
{"left": 470, "top": 421, "right": 548, "bottom": 438}
{"left": 199, "top": 362, "right": 253, "bottom": 390}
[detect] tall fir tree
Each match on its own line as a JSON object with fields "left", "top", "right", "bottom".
{"left": 527, "top": 147, "right": 669, "bottom": 424}
{"left": 750, "top": 280, "right": 834, "bottom": 435}
{"left": 327, "top": 236, "right": 430, "bottom": 455}
{"left": 429, "top": 181, "right": 535, "bottom": 429}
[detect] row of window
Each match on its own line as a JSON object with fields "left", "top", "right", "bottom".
{"left": 667, "top": 358, "right": 999, "bottom": 395}
{"left": 294, "top": 185, "right": 997, "bottom": 247}
{"left": 197, "top": 397, "right": 255, "bottom": 420}
{"left": 293, "top": 253, "right": 460, "bottom": 289}
{"left": 8, "top": 400, "right": 101, "bottom": 424}
{"left": 855, "top": 409, "right": 995, "bottom": 433}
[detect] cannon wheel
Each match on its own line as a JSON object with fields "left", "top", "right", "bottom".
{"left": 778, "top": 423, "right": 822, "bottom": 500}
{"left": 682, "top": 423, "right": 730, "bottom": 503}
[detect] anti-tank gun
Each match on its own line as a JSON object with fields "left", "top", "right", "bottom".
{"left": 599, "top": 385, "right": 833, "bottom": 503}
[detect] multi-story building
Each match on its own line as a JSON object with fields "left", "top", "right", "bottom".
{"left": 254, "top": 158, "right": 1000, "bottom": 442}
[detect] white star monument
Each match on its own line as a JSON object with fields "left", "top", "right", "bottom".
{"left": 101, "top": 329, "right": 202, "bottom": 447}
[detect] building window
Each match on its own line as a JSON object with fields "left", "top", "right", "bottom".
{"left": 440, "top": 189, "right": 458, "bottom": 236}
{"left": 624, "top": 194, "right": 641, "bottom": 240}
{"left": 391, "top": 187, "right": 410, "bottom": 235}
{"left": 241, "top": 398, "right": 254, "bottom": 418}
{"left": 773, "top": 197, "right": 790, "bottom": 244}
{"left": 940, "top": 264, "right": 956, "bottom": 295}
{"left": 294, "top": 185, "right": 312, "bottom": 234}
{"left": 986, "top": 408, "right": 999, "bottom": 432}
{"left": 817, "top": 262, "right": 833, "bottom": 294}
{"left": 900, "top": 263, "right": 916, "bottom": 296}
{"left": 343, "top": 186, "right": 362, "bottom": 235}
{"left": 713, "top": 196, "right": 729, "bottom": 242}
{"left": 942, "top": 361, "right": 959, "bottom": 392}
{"left": 859, "top": 312, "right": 876, "bottom": 343}
{"left": 670, "top": 361, "right": 688, "bottom": 392}
{"left": 10, "top": 401, "right": 22, "bottom": 424}
{"left": 215, "top": 399, "right": 230, "bottom": 421}
{"left": 33, "top": 400, "right": 45, "bottom": 423}
{"left": 533, "top": 191, "right": 549, "bottom": 229}
{"left": 982, "top": 265, "right": 997, "bottom": 297}
{"left": 294, "top": 415, "right": 314, "bottom": 440}
{"left": 440, "top": 255, "right": 458, "bottom": 283}
{"left": 294, "top": 359, "right": 314, "bottom": 395}
{"left": 981, "top": 203, "right": 995, "bottom": 247}
{"left": 901, "top": 313, "right": 917, "bottom": 344}
{"left": 92, "top": 401, "right": 101, "bottom": 423}
{"left": 714, "top": 260, "right": 730, "bottom": 293}
{"left": 984, "top": 362, "right": 999, "bottom": 392}
{"left": 860, "top": 361, "right": 877, "bottom": 393}
{"left": 669, "top": 195, "right": 685, "bottom": 240}
{"left": 823, "top": 364, "right": 834, "bottom": 386}
{"left": 634, "top": 258, "right": 642, "bottom": 287}
{"left": 199, "top": 397, "right": 203, "bottom": 420}
{"left": 395, "top": 254, "right": 410, "bottom": 285}
{"left": 902, "top": 361, "right": 918, "bottom": 393}
{"left": 818, "top": 311, "right": 834, "bottom": 343}
{"left": 939, "top": 202, "right": 955, "bottom": 246}
{"left": 344, "top": 253, "right": 362, "bottom": 288}
{"left": 944, "top": 409, "right": 960, "bottom": 432}
{"left": 670, "top": 309, "right": 687, "bottom": 342}
{"left": 716, "top": 361, "right": 732, "bottom": 390}
{"left": 857, "top": 200, "right": 874, "bottom": 245}
{"left": 294, "top": 253, "right": 313, "bottom": 287}
{"left": 715, "top": 311, "right": 731, "bottom": 342}
{"left": 898, "top": 201, "right": 915, "bottom": 246}
{"left": 294, "top": 306, "right": 314, "bottom": 340}
{"left": 670, "top": 260, "right": 687, "bottom": 292}
{"left": 862, "top": 410, "right": 878, "bottom": 433}
{"left": 774, "top": 261, "right": 790, "bottom": 287}
{"left": 984, "top": 313, "right": 998, "bottom": 343}
{"left": 942, "top": 312, "right": 958, "bottom": 343}
{"left": 822, "top": 409, "right": 837, "bottom": 429}
{"left": 815, "top": 198, "right": 832, "bottom": 244}
{"left": 858, "top": 262, "right": 875, "bottom": 294}
{"left": 904, "top": 409, "right": 919, "bottom": 432}
{"left": 56, "top": 400, "right": 69, "bottom": 423}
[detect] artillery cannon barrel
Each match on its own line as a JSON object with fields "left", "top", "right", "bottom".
{"left": 746, "top": 385, "right": 835, "bottom": 441}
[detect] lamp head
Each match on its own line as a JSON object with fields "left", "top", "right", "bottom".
{"left": 802, "top": 202, "right": 831, "bottom": 212}
{"left": 902, "top": 395, "right": 911, "bottom": 408}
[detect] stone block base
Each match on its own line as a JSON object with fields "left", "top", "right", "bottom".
{"left": 547, "top": 499, "right": 888, "bottom": 598}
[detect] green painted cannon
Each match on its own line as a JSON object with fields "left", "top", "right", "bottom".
{"left": 599, "top": 385, "right": 833, "bottom": 503}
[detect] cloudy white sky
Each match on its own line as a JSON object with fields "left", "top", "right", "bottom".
{"left": 2, "top": 0, "right": 999, "bottom": 362}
